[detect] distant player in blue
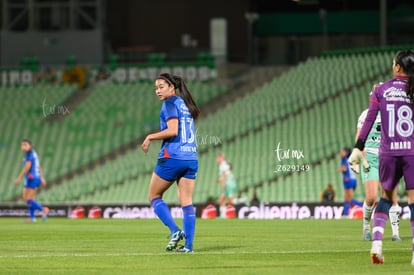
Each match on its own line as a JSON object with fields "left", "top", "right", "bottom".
{"left": 13, "top": 139, "right": 49, "bottom": 222}
{"left": 141, "top": 73, "right": 200, "bottom": 253}
{"left": 338, "top": 147, "right": 363, "bottom": 216}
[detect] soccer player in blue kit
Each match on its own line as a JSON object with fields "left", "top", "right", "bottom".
{"left": 349, "top": 50, "right": 414, "bottom": 265}
{"left": 338, "top": 147, "right": 363, "bottom": 217}
{"left": 13, "top": 139, "right": 49, "bottom": 222}
{"left": 141, "top": 73, "right": 200, "bottom": 253}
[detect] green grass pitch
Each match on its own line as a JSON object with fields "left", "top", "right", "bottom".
{"left": 0, "top": 218, "right": 413, "bottom": 274}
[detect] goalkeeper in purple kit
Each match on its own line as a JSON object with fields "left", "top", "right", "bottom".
{"left": 349, "top": 50, "right": 414, "bottom": 265}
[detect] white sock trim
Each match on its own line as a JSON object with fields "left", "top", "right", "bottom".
{"left": 373, "top": 226, "right": 384, "bottom": 234}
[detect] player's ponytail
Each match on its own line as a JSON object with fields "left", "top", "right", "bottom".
{"left": 172, "top": 75, "right": 200, "bottom": 120}
{"left": 394, "top": 50, "right": 414, "bottom": 103}
{"left": 157, "top": 73, "right": 200, "bottom": 120}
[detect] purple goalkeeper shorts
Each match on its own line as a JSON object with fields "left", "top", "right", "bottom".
{"left": 379, "top": 155, "right": 414, "bottom": 191}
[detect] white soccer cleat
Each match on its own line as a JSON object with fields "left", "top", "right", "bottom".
{"left": 370, "top": 240, "right": 384, "bottom": 264}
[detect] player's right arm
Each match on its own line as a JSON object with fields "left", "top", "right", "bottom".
{"left": 141, "top": 118, "right": 179, "bottom": 153}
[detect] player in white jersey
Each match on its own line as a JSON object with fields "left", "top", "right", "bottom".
{"left": 355, "top": 108, "right": 400, "bottom": 241}
{"left": 216, "top": 153, "right": 237, "bottom": 218}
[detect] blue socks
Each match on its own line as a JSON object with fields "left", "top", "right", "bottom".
{"left": 151, "top": 198, "right": 180, "bottom": 234}
{"left": 182, "top": 205, "right": 196, "bottom": 250}
{"left": 27, "top": 199, "right": 43, "bottom": 220}
{"left": 343, "top": 201, "right": 351, "bottom": 216}
{"left": 343, "top": 199, "right": 363, "bottom": 216}
{"left": 351, "top": 199, "right": 363, "bottom": 207}
{"left": 151, "top": 198, "right": 196, "bottom": 250}
{"left": 28, "top": 207, "right": 35, "bottom": 220}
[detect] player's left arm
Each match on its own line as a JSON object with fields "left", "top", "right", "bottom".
{"left": 141, "top": 118, "right": 178, "bottom": 153}
{"left": 39, "top": 165, "right": 46, "bottom": 186}
{"left": 13, "top": 161, "right": 32, "bottom": 184}
{"left": 354, "top": 127, "right": 367, "bottom": 158}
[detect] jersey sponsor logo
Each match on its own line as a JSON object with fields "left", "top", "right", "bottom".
{"left": 383, "top": 87, "right": 410, "bottom": 103}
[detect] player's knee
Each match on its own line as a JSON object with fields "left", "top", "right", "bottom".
{"left": 148, "top": 193, "right": 162, "bottom": 202}
{"left": 365, "top": 195, "right": 376, "bottom": 206}
{"left": 179, "top": 197, "right": 192, "bottom": 207}
{"left": 22, "top": 193, "right": 29, "bottom": 201}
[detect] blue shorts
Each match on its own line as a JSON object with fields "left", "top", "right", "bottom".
{"left": 343, "top": 179, "right": 357, "bottom": 190}
{"left": 24, "top": 177, "right": 42, "bottom": 189}
{"left": 154, "top": 158, "right": 198, "bottom": 182}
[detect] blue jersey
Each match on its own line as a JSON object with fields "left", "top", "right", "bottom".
{"left": 158, "top": 95, "right": 197, "bottom": 160}
{"left": 24, "top": 149, "right": 41, "bottom": 180}
{"left": 341, "top": 156, "right": 356, "bottom": 182}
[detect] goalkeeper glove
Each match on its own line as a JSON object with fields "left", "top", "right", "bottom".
{"left": 348, "top": 139, "right": 370, "bottom": 174}
{"left": 348, "top": 148, "right": 370, "bottom": 174}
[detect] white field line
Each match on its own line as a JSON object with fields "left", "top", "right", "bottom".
{"left": 0, "top": 248, "right": 411, "bottom": 259}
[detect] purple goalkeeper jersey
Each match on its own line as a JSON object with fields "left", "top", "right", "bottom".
{"left": 359, "top": 75, "right": 414, "bottom": 156}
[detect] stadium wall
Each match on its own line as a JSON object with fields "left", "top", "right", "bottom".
{"left": 0, "top": 30, "right": 103, "bottom": 66}
{"left": 0, "top": 203, "right": 411, "bottom": 220}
